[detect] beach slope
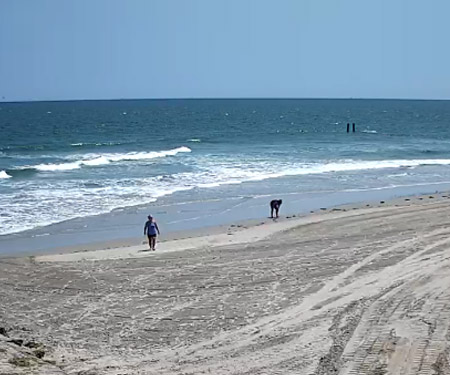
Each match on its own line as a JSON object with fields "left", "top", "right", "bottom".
{"left": 2, "top": 196, "right": 450, "bottom": 374}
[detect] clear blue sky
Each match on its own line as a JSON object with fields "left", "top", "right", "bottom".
{"left": 1, "top": 0, "right": 449, "bottom": 101}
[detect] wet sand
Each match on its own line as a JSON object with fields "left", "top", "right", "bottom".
{"left": 2, "top": 193, "right": 450, "bottom": 374}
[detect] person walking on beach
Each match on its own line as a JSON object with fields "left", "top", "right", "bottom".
{"left": 144, "top": 215, "right": 160, "bottom": 251}
{"left": 270, "top": 199, "right": 282, "bottom": 218}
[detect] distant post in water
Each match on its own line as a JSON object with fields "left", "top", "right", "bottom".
{"left": 347, "top": 123, "right": 350, "bottom": 133}
{"left": 352, "top": 123, "right": 356, "bottom": 132}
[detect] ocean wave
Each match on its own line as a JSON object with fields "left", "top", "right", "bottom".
{"left": 200, "top": 159, "right": 450, "bottom": 185}
{"left": 3, "top": 157, "right": 450, "bottom": 236}
{"left": 34, "top": 161, "right": 82, "bottom": 171}
{"left": 387, "top": 172, "right": 409, "bottom": 178}
{"left": 0, "top": 145, "right": 51, "bottom": 152}
{"left": 0, "top": 170, "right": 12, "bottom": 179}
{"left": 180, "top": 158, "right": 450, "bottom": 193}
{"left": 362, "top": 130, "right": 377, "bottom": 134}
{"left": 70, "top": 141, "right": 124, "bottom": 147}
{"left": 17, "top": 146, "right": 192, "bottom": 172}
{"left": 144, "top": 158, "right": 450, "bottom": 194}
{"left": 105, "top": 146, "right": 191, "bottom": 161}
{"left": 188, "top": 138, "right": 201, "bottom": 143}
{"left": 300, "top": 159, "right": 450, "bottom": 174}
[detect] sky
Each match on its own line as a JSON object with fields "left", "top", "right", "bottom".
{"left": 1, "top": 0, "right": 449, "bottom": 101}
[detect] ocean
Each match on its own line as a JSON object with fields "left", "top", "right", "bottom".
{"left": 2, "top": 99, "right": 450, "bottom": 253}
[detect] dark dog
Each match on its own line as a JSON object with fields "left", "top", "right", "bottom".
{"left": 270, "top": 199, "right": 282, "bottom": 218}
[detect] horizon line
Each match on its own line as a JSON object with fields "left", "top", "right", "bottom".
{"left": 1, "top": 96, "right": 450, "bottom": 104}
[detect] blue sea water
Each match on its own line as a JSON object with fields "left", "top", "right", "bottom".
{"left": 1, "top": 99, "right": 450, "bottom": 243}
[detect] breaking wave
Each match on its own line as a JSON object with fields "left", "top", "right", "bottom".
{"left": 3, "top": 157, "right": 450, "bottom": 235}
{"left": 18, "top": 146, "right": 191, "bottom": 172}
{"left": 70, "top": 142, "right": 125, "bottom": 147}
{"left": 0, "top": 170, "right": 12, "bottom": 179}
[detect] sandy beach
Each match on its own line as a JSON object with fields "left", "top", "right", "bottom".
{"left": 2, "top": 193, "right": 450, "bottom": 374}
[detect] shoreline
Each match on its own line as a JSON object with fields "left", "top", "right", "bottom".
{"left": 32, "top": 190, "right": 450, "bottom": 262}
{"left": 2, "top": 181, "right": 450, "bottom": 258}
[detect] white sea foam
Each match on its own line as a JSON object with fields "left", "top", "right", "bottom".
{"left": 199, "top": 159, "right": 450, "bottom": 186}
{"left": 34, "top": 161, "right": 82, "bottom": 171}
{"left": 0, "top": 183, "right": 160, "bottom": 236}
{"left": 82, "top": 156, "right": 111, "bottom": 166}
{"left": 387, "top": 173, "right": 409, "bottom": 178}
{"left": 20, "top": 146, "right": 192, "bottom": 172}
{"left": 0, "top": 170, "right": 12, "bottom": 179}
{"left": 105, "top": 146, "right": 191, "bottom": 162}
{"left": 3, "top": 157, "right": 450, "bottom": 236}
{"left": 170, "top": 158, "right": 450, "bottom": 193}
{"left": 70, "top": 142, "right": 123, "bottom": 147}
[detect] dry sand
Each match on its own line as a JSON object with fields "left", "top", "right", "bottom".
{"left": 2, "top": 194, "right": 450, "bottom": 374}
